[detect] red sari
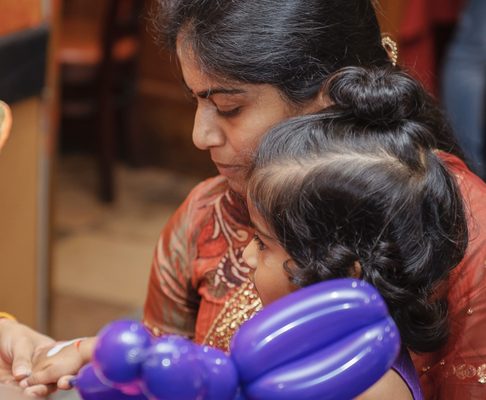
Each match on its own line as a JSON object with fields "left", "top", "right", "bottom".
{"left": 412, "top": 152, "right": 486, "bottom": 399}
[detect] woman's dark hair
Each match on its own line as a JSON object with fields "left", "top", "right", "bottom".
{"left": 247, "top": 66, "right": 469, "bottom": 353}
{"left": 154, "top": 0, "right": 389, "bottom": 103}
{"left": 153, "top": 0, "right": 465, "bottom": 160}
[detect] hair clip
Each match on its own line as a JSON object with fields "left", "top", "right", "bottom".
{"left": 381, "top": 34, "right": 398, "bottom": 67}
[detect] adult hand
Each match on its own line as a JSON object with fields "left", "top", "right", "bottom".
{"left": 0, "top": 318, "right": 54, "bottom": 383}
{"left": 22, "top": 336, "right": 96, "bottom": 394}
{"left": 0, "top": 383, "right": 38, "bottom": 400}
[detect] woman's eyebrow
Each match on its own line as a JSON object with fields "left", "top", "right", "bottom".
{"left": 197, "top": 87, "right": 246, "bottom": 98}
{"left": 181, "top": 80, "right": 246, "bottom": 98}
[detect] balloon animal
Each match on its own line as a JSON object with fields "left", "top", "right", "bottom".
{"left": 74, "top": 279, "right": 400, "bottom": 400}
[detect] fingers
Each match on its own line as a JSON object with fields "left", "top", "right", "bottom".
{"left": 11, "top": 338, "right": 34, "bottom": 380}
{"left": 57, "top": 375, "right": 75, "bottom": 390}
{"left": 21, "top": 367, "right": 57, "bottom": 389}
{"left": 23, "top": 383, "right": 57, "bottom": 398}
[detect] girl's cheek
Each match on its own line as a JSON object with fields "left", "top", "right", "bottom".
{"left": 247, "top": 267, "right": 256, "bottom": 283}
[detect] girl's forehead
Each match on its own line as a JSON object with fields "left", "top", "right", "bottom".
{"left": 247, "top": 200, "right": 271, "bottom": 234}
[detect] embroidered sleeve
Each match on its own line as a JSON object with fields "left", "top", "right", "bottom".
{"left": 143, "top": 183, "right": 202, "bottom": 338}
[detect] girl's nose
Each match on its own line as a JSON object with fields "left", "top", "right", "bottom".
{"left": 192, "top": 106, "right": 225, "bottom": 150}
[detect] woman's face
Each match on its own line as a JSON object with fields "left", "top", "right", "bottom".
{"left": 177, "top": 41, "right": 323, "bottom": 193}
{"left": 242, "top": 199, "right": 297, "bottom": 305}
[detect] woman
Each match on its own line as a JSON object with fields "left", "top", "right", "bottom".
{"left": 142, "top": 0, "right": 486, "bottom": 398}
{"left": 21, "top": 0, "right": 486, "bottom": 398}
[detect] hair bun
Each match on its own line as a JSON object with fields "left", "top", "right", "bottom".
{"left": 325, "top": 66, "right": 425, "bottom": 124}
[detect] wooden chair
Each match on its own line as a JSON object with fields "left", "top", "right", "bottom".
{"left": 59, "top": 0, "right": 144, "bottom": 202}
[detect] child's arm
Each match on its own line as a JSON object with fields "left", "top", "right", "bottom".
{"left": 355, "top": 370, "right": 414, "bottom": 400}
{"left": 20, "top": 336, "right": 97, "bottom": 395}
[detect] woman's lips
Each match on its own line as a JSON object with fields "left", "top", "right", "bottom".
{"left": 213, "top": 162, "right": 244, "bottom": 177}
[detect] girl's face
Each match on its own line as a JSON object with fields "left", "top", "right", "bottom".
{"left": 242, "top": 199, "right": 297, "bottom": 305}
{"left": 177, "top": 40, "right": 323, "bottom": 194}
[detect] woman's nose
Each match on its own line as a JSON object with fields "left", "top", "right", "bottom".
{"left": 192, "top": 106, "right": 225, "bottom": 150}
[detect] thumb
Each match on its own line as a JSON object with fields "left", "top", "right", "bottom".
{"left": 57, "top": 374, "right": 76, "bottom": 390}
{"left": 12, "top": 339, "right": 34, "bottom": 380}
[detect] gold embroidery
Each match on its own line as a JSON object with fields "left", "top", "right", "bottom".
{"left": 208, "top": 190, "right": 251, "bottom": 294}
{"left": 442, "top": 363, "right": 486, "bottom": 384}
{"left": 203, "top": 281, "right": 262, "bottom": 352}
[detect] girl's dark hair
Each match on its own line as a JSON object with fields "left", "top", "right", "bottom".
{"left": 248, "top": 66, "right": 469, "bottom": 353}
{"left": 152, "top": 0, "right": 465, "bottom": 159}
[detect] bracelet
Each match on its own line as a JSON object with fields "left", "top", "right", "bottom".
{"left": 0, "top": 312, "right": 17, "bottom": 321}
{"left": 46, "top": 337, "right": 87, "bottom": 358}
{"left": 74, "top": 339, "right": 84, "bottom": 351}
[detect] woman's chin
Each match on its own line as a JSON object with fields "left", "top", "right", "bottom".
{"left": 224, "top": 176, "right": 247, "bottom": 196}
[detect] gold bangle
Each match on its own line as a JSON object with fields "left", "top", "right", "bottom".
{"left": 0, "top": 312, "right": 17, "bottom": 321}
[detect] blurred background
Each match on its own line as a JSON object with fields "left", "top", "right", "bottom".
{"left": 0, "top": 0, "right": 483, "bottom": 357}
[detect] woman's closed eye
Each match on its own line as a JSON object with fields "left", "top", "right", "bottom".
{"left": 216, "top": 106, "right": 241, "bottom": 118}
{"left": 253, "top": 233, "right": 267, "bottom": 251}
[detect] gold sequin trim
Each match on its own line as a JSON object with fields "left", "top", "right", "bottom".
{"left": 203, "top": 280, "right": 262, "bottom": 352}
{"left": 442, "top": 363, "right": 486, "bottom": 384}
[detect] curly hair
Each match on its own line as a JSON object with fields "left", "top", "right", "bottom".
{"left": 248, "top": 66, "right": 469, "bottom": 353}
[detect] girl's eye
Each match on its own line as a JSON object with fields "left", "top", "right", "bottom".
{"left": 253, "top": 234, "right": 266, "bottom": 251}
{"left": 216, "top": 107, "right": 241, "bottom": 118}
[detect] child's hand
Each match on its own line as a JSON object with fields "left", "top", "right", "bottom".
{"left": 20, "top": 337, "right": 96, "bottom": 396}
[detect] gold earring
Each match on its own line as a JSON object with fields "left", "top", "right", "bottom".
{"left": 381, "top": 34, "right": 398, "bottom": 67}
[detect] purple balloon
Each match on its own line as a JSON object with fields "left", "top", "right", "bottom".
{"left": 93, "top": 320, "right": 152, "bottom": 391}
{"left": 243, "top": 317, "right": 400, "bottom": 400}
{"left": 231, "top": 279, "right": 390, "bottom": 384}
{"left": 74, "top": 363, "right": 149, "bottom": 400}
{"left": 141, "top": 336, "right": 207, "bottom": 400}
{"left": 196, "top": 345, "right": 239, "bottom": 400}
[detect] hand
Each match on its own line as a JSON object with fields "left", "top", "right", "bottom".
{"left": 21, "top": 336, "right": 96, "bottom": 395}
{"left": 0, "top": 384, "right": 35, "bottom": 400}
{"left": 0, "top": 318, "right": 54, "bottom": 382}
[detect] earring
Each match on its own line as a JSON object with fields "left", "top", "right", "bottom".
{"left": 381, "top": 34, "right": 398, "bottom": 67}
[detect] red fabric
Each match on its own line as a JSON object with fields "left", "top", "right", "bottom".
{"left": 412, "top": 153, "right": 486, "bottom": 399}
{"left": 143, "top": 176, "right": 253, "bottom": 343}
{"left": 398, "top": 0, "right": 465, "bottom": 95}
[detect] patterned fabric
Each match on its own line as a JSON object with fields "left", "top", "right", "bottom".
{"left": 143, "top": 176, "right": 255, "bottom": 344}
{"left": 412, "top": 152, "right": 486, "bottom": 399}
{"left": 143, "top": 153, "right": 486, "bottom": 399}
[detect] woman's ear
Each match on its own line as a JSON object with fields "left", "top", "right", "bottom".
{"left": 349, "top": 261, "right": 363, "bottom": 279}
{"left": 302, "top": 92, "right": 333, "bottom": 114}
{"left": 319, "top": 94, "right": 333, "bottom": 109}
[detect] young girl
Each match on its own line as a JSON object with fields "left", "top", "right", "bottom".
{"left": 242, "top": 66, "right": 469, "bottom": 399}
